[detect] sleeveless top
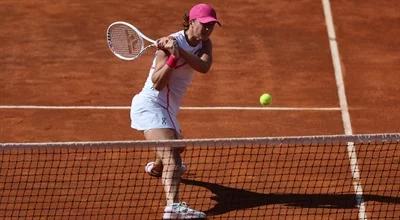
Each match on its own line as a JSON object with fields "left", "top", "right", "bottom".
{"left": 138, "top": 30, "right": 203, "bottom": 115}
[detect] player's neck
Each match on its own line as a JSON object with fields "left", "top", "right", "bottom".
{"left": 184, "top": 29, "right": 200, "bottom": 47}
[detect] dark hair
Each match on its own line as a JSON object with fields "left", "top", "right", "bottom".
{"left": 183, "top": 12, "right": 190, "bottom": 30}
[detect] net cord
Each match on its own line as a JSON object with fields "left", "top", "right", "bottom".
{"left": 1, "top": 133, "right": 399, "bottom": 150}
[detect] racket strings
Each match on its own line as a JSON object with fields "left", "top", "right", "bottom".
{"left": 108, "top": 24, "right": 143, "bottom": 59}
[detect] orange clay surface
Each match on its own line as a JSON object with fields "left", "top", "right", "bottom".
{"left": 1, "top": 0, "right": 399, "bottom": 219}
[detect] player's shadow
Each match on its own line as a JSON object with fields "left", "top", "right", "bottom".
{"left": 181, "top": 178, "right": 400, "bottom": 216}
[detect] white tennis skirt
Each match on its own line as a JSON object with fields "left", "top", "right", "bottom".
{"left": 130, "top": 94, "right": 181, "bottom": 134}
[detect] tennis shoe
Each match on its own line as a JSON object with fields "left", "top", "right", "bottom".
{"left": 163, "top": 202, "right": 206, "bottom": 219}
{"left": 145, "top": 161, "right": 187, "bottom": 178}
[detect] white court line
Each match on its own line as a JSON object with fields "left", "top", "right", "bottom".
{"left": 0, "top": 105, "right": 340, "bottom": 111}
{"left": 322, "top": 0, "right": 367, "bottom": 219}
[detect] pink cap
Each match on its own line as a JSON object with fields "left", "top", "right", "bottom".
{"left": 189, "top": 3, "right": 221, "bottom": 26}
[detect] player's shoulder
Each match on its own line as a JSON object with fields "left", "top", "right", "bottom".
{"left": 169, "top": 30, "right": 185, "bottom": 39}
{"left": 170, "top": 30, "right": 190, "bottom": 48}
{"left": 200, "top": 39, "right": 212, "bottom": 51}
{"left": 202, "top": 39, "right": 212, "bottom": 47}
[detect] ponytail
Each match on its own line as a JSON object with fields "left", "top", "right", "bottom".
{"left": 183, "top": 13, "right": 190, "bottom": 30}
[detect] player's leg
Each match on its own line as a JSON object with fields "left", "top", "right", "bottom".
{"left": 158, "top": 144, "right": 183, "bottom": 205}
{"left": 145, "top": 128, "right": 205, "bottom": 219}
{"left": 144, "top": 128, "right": 182, "bottom": 204}
{"left": 144, "top": 129, "right": 186, "bottom": 178}
{"left": 144, "top": 129, "right": 169, "bottom": 176}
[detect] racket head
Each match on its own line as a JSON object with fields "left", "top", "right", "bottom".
{"left": 106, "top": 21, "right": 152, "bottom": 61}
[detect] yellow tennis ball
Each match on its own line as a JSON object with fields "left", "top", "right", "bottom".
{"left": 259, "top": 93, "right": 272, "bottom": 106}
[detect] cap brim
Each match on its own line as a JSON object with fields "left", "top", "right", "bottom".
{"left": 197, "top": 17, "right": 221, "bottom": 26}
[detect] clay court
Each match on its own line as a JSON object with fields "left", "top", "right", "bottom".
{"left": 1, "top": 0, "right": 399, "bottom": 219}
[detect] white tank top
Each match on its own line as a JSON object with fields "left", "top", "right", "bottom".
{"left": 138, "top": 30, "right": 203, "bottom": 115}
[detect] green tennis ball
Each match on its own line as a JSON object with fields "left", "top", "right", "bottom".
{"left": 259, "top": 93, "right": 272, "bottom": 106}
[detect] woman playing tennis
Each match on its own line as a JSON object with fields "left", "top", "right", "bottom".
{"left": 130, "top": 3, "right": 220, "bottom": 219}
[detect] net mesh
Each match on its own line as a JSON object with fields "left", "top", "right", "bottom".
{"left": 1, "top": 134, "right": 399, "bottom": 219}
{"left": 107, "top": 23, "right": 143, "bottom": 59}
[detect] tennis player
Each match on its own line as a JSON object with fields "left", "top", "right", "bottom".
{"left": 130, "top": 3, "right": 220, "bottom": 219}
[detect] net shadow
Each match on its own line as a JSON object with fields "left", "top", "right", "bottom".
{"left": 181, "top": 178, "right": 400, "bottom": 216}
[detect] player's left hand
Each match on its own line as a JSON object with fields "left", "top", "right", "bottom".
{"left": 157, "top": 37, "right": 179, "bottom": 58}
{"left": 156, "top": 37, "right": 169, "bottom": 49}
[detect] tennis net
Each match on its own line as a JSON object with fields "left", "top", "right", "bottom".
{"left": 0, "top": 133, "right": 399, "bottom": 219}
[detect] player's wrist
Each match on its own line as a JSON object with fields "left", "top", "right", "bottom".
{"left": 166, "top": 54, "right": 178, "bottom": 68}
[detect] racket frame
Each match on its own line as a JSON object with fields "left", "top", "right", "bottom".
{"left": 106, "top": 21, "right": 157, "bottom": 61}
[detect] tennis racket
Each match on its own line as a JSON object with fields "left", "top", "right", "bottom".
{"left": 106, "top": 21, "right": 157, "bottom": 61}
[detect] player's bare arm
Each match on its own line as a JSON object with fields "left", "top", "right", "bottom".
{"left": 158, "top": 36, "right": 213, "bottom": 74}
{"left": 151, "top": 38, "right": 180, "bottom": 90}
{"left": 150, "top": 50, "right": 170, "bottom": 91}
{"left": 179, "top": 39, "right": 213, "bottom": 74}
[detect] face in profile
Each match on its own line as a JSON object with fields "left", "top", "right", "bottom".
{"left": 191, "top": 19, "right": 216, "bottom": 41}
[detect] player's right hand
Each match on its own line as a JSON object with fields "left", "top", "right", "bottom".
{"left": 157, "top": 37, "right": 180, "bottom": 58}
{"left": 164, "top": 38, "right": 180, "bottom": 58}
{"left": 156, "top": 36, "right": 173, "bottom": 49}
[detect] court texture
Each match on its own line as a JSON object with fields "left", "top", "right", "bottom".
{"left": 1, "top": 0, "right": 399, "bottom": 219}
